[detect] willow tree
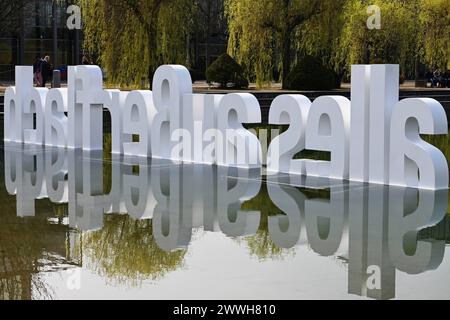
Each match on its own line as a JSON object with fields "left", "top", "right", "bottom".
{"left": 336, "top": 0, "right": 419, "bottom": 78}
{"left": 418, "top": 0, "right": 450, "bottom": 70}
{"left": 226, "top": 0, "right": 345, "bottom": 88}
{"left": 78, "top": 0, "right": 195, "bottom": 87}
{"left": 240, "top": 185, "right": 294, "bottom": 261}
{"left": 82, "top": 215, "right": 186, "bottom": 286}
{"left": 335, "top": 0, "right": 449, "bottom": 79}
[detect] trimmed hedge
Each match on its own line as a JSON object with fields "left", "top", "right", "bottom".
{"left": 206, "top": 53, "right": 249, "bottom": 89}
{"left": 284, "top": 56, "right": 340, "bottom": 90}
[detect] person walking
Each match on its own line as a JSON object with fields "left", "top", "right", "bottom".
{"left": 33, "top": 56, "right": 42, "bottom": 87}
{"left": 40, "top": 55, "right": 53, "bottom": 87}
{"left": 432, "top": 69, "right": 440, "bottom": 88}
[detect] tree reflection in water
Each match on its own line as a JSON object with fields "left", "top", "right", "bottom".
{"left": 0, "top": 187, "right": 75, "bottom": 300}
{"left": 82, "top": 215, "right": 186, "bottom": 287}
{"left": 82, "top": 136, "right": 186, "bottom": 286}
{"left": 239, "top": 184, "right": 291, "bottom": 260}
{"left": 240, "top": 184, "right": 331, "bottom": 261}
{"left": 1, "top": 133, "right": 450, "bottom": 300}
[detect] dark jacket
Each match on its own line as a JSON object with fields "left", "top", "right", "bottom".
{"left": 40, "top": 60, "right": 53, "bottom": 79}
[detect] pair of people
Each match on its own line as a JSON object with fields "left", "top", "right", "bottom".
{"left": 33, "top": 55, "right": 53, "bottom": 87}
{"left": 430, "top": 69, "right": 450, "bottom": 88}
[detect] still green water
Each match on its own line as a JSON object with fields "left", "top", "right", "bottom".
{"left": 1, "top": 133, "right": 450, "bottom": 300}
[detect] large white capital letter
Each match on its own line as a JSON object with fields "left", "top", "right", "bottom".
{"left": 23, "top": 87, "right": 48, "bottom": 145}
{"left": 122, "top": 91, "right": 155, "bottom": 157}
{"left": 68, "top": 65, "right": 103, "bottom": 150}
{"left": 350, "top": 65, "right": 371, "bottom": 182}
{"left": 369, "top": 65, "right": 399, "bottom": 184}
{"left": 4, "top": 67, "right": 34, "bottom": 142}
{"left": 152, "top": 65, "right": 192, "bottom": 160}
{"left": 95, "top": 89, "right": 127, "bottom": 154}
{"left": 78, "top": 66, "right": 104, "bottom": 151}
{"left": 305, "top": 96, "right": 350, "bottom": 179}
{"left": 45, "top": 88, "right": 68, "bottom": 148}
{"left": 267, "top": 95, "right": 311, "bottom": 175}
{"left": 389, "top": 98, "right": 448, "bottom": 190}
{"left": 217, "top": 93, "right": 262, "bottom": 168}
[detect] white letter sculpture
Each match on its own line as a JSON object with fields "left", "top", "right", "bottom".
{"left": 389, "top": 98, "right": 448, "bottom": 190}
{"left": 5, "top": 64, "right": 449, "bottom": 190}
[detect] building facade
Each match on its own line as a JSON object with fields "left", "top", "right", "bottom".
{"left": 0, "top": 0, "right": 228, "bottom": 81}
{"left": 0, "top": 0, "right": 81, "bottom": 80}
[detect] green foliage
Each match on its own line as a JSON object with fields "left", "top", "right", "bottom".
{"left": 284, "top": 56, "right": 340, "bottom": 90}
{"left": 422, "top": 134, "right": 450, "bottom": 212}
{"left": 226, "top": 0, "right": 448, "bottom": 86}
{"left": 239, "top": 183, "right": 332, "bottom": 261}
{"left": 0, "top": 184, "right": 74, "bottom": 299}
{"left": 240, "top": 184, "right": 293, "bottom": 261}
{"left": 225, "top": 0, "right": 275, "bottom": 87}
{"left": 77, "top": 0, "right": 195, "bottom": 87}
{"left": 418, "top": 0, "right": 450, "bottom": 70}
{"left": 225, "top": 0, "right": 345, "bottom": 87}
{"left": 83, "top": 215, "right": 186, "bottom": 286}
{"left": 79, "top": 0, "right": 448, "bottom": 86}
{"left": 206, "top": 53, "right": 249, "bottom": 88}
{"left": 319, "top": 0, "right": 448, "bottom": 79}
{"left": 337, "top": 0, "right": 419, "bottom": 78}
{"left": 422, "top": 134, "right": 450, "bottom": 168}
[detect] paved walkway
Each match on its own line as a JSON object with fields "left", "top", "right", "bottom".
{"left": 2, "top": 80, "right": 450, "bottom": 95}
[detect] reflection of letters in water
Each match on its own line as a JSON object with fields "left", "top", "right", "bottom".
{"left": 4, "top": 143, "right": 449, "bottom": 299}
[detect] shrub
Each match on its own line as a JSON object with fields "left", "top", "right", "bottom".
{"left": 284, "top": 56, "right": 340, "bottom": 90}
{"left": 206, "top": 53, "right": 249, "bottom": 89}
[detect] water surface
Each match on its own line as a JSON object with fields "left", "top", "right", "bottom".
{"left": 1, "top": 142, "right": 450, "bottom": 300}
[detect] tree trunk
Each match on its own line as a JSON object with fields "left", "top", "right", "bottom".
{"left": 74, "top": 29, "right": 80, "bottom": 64}
{"left": 364, "top": 40, "right": 370, "bottom": 64}
{"left": 147, "top": 24, "right": 158, "bottom": 90}
{"left": 205, "top": 1, "right": 211, "bottom": 72}
{"left": 281, "top": 32, "right": 292, "bottom": 90}
{"left": 185, "top": 33, "right": 190, "bottom": 67}
{"left": 415, "top": 58, "right": 419, "bottom": 82}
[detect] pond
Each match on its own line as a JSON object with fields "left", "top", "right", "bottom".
{"left": 1, "top": 135, "right": 450, "bottom": 300}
